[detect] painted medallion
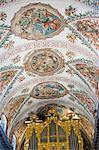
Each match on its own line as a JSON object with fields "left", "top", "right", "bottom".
{"left": 11, "top": 3, "right": 65, "bottom": 40}
{"left": 31, "top": 82, "right": 68, "bottom": 99}
{"left": 24, "top": 48, "right": 64, "bottom": 76}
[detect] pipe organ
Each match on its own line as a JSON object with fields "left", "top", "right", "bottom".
{"left": 24, "top": 109, "right": 83, "bottom": 150}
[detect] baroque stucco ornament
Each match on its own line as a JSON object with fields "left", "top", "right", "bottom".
{"left": 24, "top": 48, "right": 64, "bottom": 76}
{"left": 11, "top": 3, "right": 65, "bottom": 40}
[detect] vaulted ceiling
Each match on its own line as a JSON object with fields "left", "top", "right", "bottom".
{"left": 0, "top": 0, "right": 98, "bottom": 148}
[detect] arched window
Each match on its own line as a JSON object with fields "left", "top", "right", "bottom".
{"left": 12, "top": 135, "right": 16, "bottom": 150}
{"left": 0, "top": 114, "right": 7, "bottom": 133}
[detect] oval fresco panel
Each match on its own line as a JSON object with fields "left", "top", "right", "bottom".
{"left": 11, "top": 3, "right": 65, "bottom": 40}
{"left": 30, "top": 82, "right": 68, "bottom": 99}
{"left": 24, "top": 48, "right": 64, "bottom": 76}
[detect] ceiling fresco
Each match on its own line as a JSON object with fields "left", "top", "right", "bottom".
{"left": 30, "top": 81, "right": 68, "bottom": 99}
{"left": 0, "top": 0, "right": 98, "bottom": 148}
{"left": 24, "top": 48, "right": 64, "bottom": 76}
{"left": 70, "top": 17, "right": 99, "bottom": 50}
{"left": 11, "top": 3, "right": 65, "bottom": 40}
